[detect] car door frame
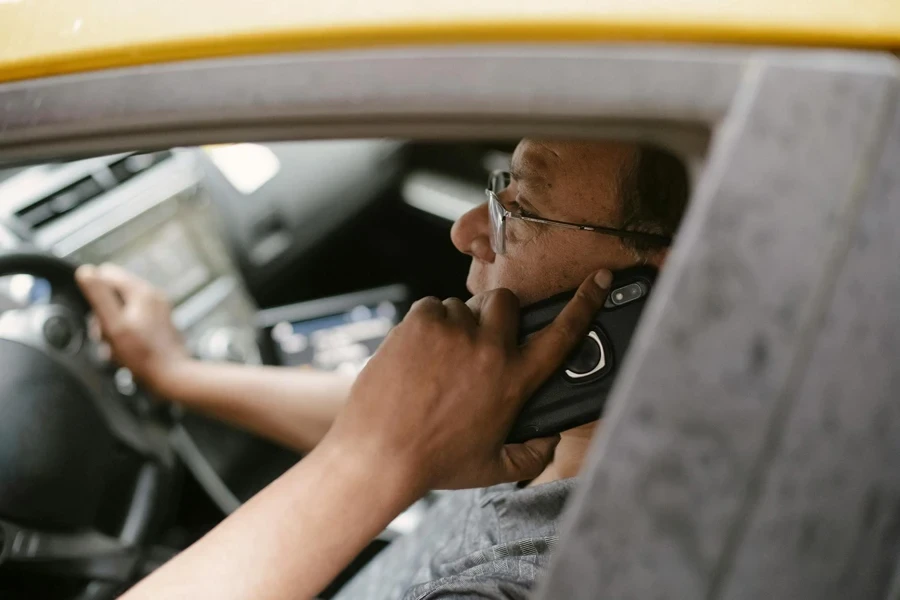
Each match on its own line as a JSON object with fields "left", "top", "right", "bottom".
{"left": 2, "top": 45, "right": 899, "bottom": 600}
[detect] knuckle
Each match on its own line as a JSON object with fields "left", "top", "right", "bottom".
{"left": 411, "top": 296, "right": 441, "bottom": 313}
{"left": 405, "top": 299, "right": 444, "bottom": 331}
{"left": 105, "top": 320, "right": 127, "bottom": 339}
{"left": 402, "top": 315, "right": 426, "bottom": 336}
{"left": 150, "top": 289, "right": 169, "bottom": 307}
{"left": 475, "top": 339, "right": 506, "bottom": 365}
{"left": 121, "top": 315, "right": 141, "bottom": 333}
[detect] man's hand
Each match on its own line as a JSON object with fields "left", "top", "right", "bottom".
{"left": 121, "top": 270, "right": 612, "bottom": 600}
{"left": 75, "top": 263, "right": 191, "bottom": 394}
{"left": 322, "top": 269, "right": 613, "bottom": 494}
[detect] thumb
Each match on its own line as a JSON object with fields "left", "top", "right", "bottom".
{"left": 497, "top": 435, "right": 561, "bottom": 482}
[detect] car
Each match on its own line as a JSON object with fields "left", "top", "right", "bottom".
{"left": 0, "top": 2, "right": 899, "bottom": 599}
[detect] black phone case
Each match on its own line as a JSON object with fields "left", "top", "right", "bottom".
{"left": 507, "top": 266, "right": 658, "bottom": 443}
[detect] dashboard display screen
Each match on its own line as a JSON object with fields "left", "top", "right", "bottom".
{"left": 258, "top": 286, "right": 408, "bottom": 375}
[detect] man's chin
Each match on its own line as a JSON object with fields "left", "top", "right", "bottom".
{"left": 465, "top": 270, "right": 489, "bottom": 298}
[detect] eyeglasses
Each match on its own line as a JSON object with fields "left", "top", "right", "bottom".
{"left": 486, "top": 170, "right": 672, "bottom": 255}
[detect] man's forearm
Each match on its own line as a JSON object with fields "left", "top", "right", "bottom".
{"left": 156, "top": 361, "right": 354, "bottom": 453}
{"left": 121, "top": 438, "right": 417, "bottom": 600}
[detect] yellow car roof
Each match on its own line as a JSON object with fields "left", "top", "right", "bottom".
{"left": 1, "top": 0, "right": 899, "bottom": 84}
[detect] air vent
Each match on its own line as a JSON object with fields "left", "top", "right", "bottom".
{"left": 109, "top": 151, "right": 172, "bottom": 185}
{"left": 12, "top": 150, "right": 173, "bottom": 232}
{"left": 15, "top": 176, "right": 104, "bottom": 229}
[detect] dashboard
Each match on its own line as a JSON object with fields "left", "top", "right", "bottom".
{"left": 1, "top": 151, "right": 260, "bottom": 363}
{"left": 0, "top": 140, "right": 497, "bottom": 551}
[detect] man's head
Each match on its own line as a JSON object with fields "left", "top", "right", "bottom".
{"left": 451, "top": 139, "right": 689, "bottom": 305}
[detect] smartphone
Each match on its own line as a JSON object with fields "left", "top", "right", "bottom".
{"left": 506, "top": 266, "right": 657, "bottom": 443}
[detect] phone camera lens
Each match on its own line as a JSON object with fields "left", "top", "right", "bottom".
{"left": 608, "top": 282, "right": 645, "bottom": 307}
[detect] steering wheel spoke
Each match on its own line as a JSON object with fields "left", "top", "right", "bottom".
{"left": 0, "top": 303, "right": 162, "bottom": 458}
{"left": 0, "top": 518, "right": 176, "bottom": 584}
{"left": 1, "top": 519, "right": 125, "bottom": 564}
{"left": 0, "top": 251, "right": 179, "bottom": 594}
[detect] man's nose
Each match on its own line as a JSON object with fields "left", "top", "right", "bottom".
{"left": 451, "top": 202, "right": 496, "bottom": 263}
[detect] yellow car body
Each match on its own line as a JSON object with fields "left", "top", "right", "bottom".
{"left": 1, "top": 3, "right": 899, "bottom": 600}
{"left": 1, "top": 0, "right": 898, "bottom": 83}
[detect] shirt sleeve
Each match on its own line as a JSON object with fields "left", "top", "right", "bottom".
{"left": 404, "top": 562, "right": 543, "bottom": 600}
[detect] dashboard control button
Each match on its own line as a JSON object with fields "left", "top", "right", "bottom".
{"left": 114, "top": 367, "right": 137, "bottom": 397}
{"left": 43, "top": 315, "right": 76, "bottom": 352}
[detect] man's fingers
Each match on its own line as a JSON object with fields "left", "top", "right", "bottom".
{"left": 465, "top": 293, "right": 488, "bottom": 321}
{"left": 94, "top": 263, "right": 152, "bottom": 301}
{"left": 75, "top": 265, "right": 124, "bottom": 333}
{"left": 407, "top": 296, "right": 447, "bottom": 320}
{"left": 442, "top": 297, "right": 476, "bottom": 328}
{"left": 467, "top": 289, "right": 519, "bottom": 347}
{"left": 497, "top": 435, "right": 560, "bottom": 483}
{"left": 87, "top": 315, "right": 104, "bottom": 342}
{"left": 521, "top": 270, "right": 612, "bottom": 391}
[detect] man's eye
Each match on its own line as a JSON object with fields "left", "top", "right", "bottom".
{"left": 511, "top": 203, "right": 539, "bottom": 219}
{"left": 500, "top": 199, "right": 521, "bottom": 213}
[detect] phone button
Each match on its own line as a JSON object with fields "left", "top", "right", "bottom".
{"left": 565, "top": 330, "right": 607, "bottom": 381}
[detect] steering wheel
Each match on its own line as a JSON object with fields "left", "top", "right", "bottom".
{"left": 0, "top": 251, "right": 177, "bottom": 599}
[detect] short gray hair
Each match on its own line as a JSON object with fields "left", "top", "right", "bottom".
{"left": 619, "top": 145, "right": 690, "bottom": 252}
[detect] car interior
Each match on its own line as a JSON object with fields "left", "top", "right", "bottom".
{"left": 0, "top": 5, "right": 897, "bottom": 587}
{"left": 2, "top": 138, "right": 696, "bottom": 599}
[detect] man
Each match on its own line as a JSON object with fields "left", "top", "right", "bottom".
{"left": 77, "top": 139, "right": 689, "bottom": 598}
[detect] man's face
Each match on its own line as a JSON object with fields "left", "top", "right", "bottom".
{"left": 451, "top": 139, "right": 654, "bottom": 305}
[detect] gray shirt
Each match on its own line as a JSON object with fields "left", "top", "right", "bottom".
{"left": 334, "top": 478, "right": 576, "bottom": 599}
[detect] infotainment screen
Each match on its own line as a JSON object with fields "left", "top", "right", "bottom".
{"left": 256, "top": 285, "right": 409, "bottom": 375}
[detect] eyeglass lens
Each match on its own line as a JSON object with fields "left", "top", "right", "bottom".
{"left": 487, "top": 171, "right": 513, "bottom": 254}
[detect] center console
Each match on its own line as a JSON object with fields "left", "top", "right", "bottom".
{"left": 257, "top": 285, "right": 408, "bottom": 374}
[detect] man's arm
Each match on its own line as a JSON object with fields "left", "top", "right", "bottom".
{"left": 154, "top": 361, "right": 352, "bottom": 453}
{"left": 122, "top": 437, "right": 416, "bottom": 600}
{"left": 75, "top": 264, "right": 351, "bottom": 452}
{"left": 121, "top": 270, "right": 613, "bottom": 600}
